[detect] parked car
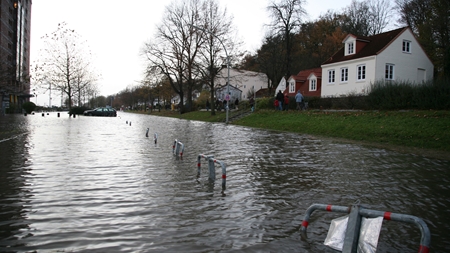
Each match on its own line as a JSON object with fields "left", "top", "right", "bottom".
{"left": 83, "top": 107, "right": 117, "bottom": 117}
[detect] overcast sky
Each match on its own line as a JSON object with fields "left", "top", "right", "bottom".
{"left": 30, "top": 0, "right": 355, "bottom": 106}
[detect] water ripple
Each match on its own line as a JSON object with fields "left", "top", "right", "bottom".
{"left": 0, "top": 112, "right": 449, "bottom": 252}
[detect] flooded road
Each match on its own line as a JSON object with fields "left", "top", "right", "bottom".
{"left": 0, "top": 111, "right": 449, "bottom": 252}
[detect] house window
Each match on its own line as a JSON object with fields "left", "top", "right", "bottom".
{"left": 357, "top": 65, "right": 366, "bottom": 80}
{"left": 402, "top": 40, "right": 411, "bottom": 53}
{"left": 289, "top": 81, "right": 295, "bottom": 93}
{"left": 347, "top": 42, "right": 354, "bottom": 54}
{"left": 310, "top": 79, "right": 317, "bottom": 91}
{"left": 328, "top": 70, "right": 335, "bottom": 83}
{"left": 385, "top": 64, "right": 394, "bottom": 80}
{"left": 341, "top": 68, "right": 348, "bottom": 82}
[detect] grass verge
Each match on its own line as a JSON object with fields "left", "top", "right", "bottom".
{"left": 138, "top": 109, "right": 450, "bottom": 159}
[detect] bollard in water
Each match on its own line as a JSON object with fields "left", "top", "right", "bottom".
{"left": 146, "top": 128, "right": 149, "bottom": 137}
{"left": 57, "top": 112, "right": 60, "bottom": 117}
{"left": 154, "top": 133, "right": 158, "bottom": 144}
{"left": 73, "top": 114, "right": 76, "bottom": 118}
{"left": 129, "top": 121, "right": 131, "bottom": 126}
{"left": 42, "top": 113, "right": 45, "bottom": 117}
{"left": 197, "top": 154, "right": 227, "bottom": 194}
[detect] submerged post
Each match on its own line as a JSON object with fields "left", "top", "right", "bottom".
{"left": 197, "top": 154, "right": 226, "bottom": 193}
{"left": 173, "top": 139, "right": 184, "bottom": 158}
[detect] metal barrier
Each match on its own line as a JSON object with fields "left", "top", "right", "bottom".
{"left": 146, "top": 129, "right": 158, "bottom": 144}
{"left": 172, "top": 139, "right": 184, "bottom": 158}
{"left": 197, "top": 154, "right": 226, "bottom": 193}
{"left": 300, "top": 203, "right": 431, "bottom": 253}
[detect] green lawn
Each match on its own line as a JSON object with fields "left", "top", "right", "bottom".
{"left": 140, "top": 109, "right": 450, "bottom": 155}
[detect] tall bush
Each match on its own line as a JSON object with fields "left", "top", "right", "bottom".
{"left": 22, "top": 102, "right": 36, "bottom": 114}
{"left": 367, "top": 79, "right": 450, "bottom": 110}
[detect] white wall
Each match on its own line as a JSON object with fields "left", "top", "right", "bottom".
{"left": 275, "top": 77, "right": 287, "bottom": 96}
{"left": 321, "top": 56, "right": 376, "bottom": 97}
{"left": 321, "top": 29, "right": 434, "bottom": 97}
{"left": 376, "top": 29, "right": 434, "bottom": 83}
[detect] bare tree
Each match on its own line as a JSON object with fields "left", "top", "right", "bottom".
{"left": 368, "top": 0, "right": 394, "bottom": 34}
{"left": 194, "top": 0, "right": 241, "bottom": 115}
{"left": 33, "top": 22, "right": 97, "bottom": 110}
{"left": 143, "top": 0, "right": 203, "bottom": 114}
{"left": 342, "top": 0, "right": 372, "bottom": 36}
{"left": 342, "top": 0, "right": 394, "bottom": 36}
{"left": 256, "top": 33, "right": 285, "bottom": 94}
{"left": 267, "top": 0, "right": 307, "bottom": 78}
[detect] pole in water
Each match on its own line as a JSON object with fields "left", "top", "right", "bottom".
{"left": 154, "top": 133, "right": 158, "bottom": 144}
{"left": 146, "top": 128, "right": 149, "bottom": 137}
{"left": 126, "top": 121, "right": 128, "bottom": 124}
{"left": 129, "top": 121, "right": 131, "bottom": 126}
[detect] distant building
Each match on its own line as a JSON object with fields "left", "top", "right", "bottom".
{"left": 275, "top": 77, "right": 287, "bottom": 97}
{"left": 215, "top": 68, "right": 270, "bottom": 100}
{"left": 0, "top": 0, "right": 32, "bottom": 113}
{"left": 215, "top": 85, "right": 242, "bottom": 105}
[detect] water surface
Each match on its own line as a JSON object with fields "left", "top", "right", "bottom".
{"left": 0, "top": 112, "right": 449, "bottom": 252}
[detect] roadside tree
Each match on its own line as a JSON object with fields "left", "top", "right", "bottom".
{"left": 194, "top": 0, "right": 241, "bottom": 116}
{"left": 33, "top": 22, "right": 98, "bottom": 110}
{"left": 267, "top": 0, "right": 307, "bottom": 78}
{"left": 143, "top": 0, "right": 204, "bottom": 114}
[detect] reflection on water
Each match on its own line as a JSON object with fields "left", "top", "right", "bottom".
{"left": 0, "top": 112, "right": 449, "bottom": 252}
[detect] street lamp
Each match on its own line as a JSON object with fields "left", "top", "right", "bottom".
{"left": 189, "top": 24, "right": 230, "bottom": 124}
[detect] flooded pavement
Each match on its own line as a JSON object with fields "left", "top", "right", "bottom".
{"left": 0, "top": 111, "right": 449, "bottom": 252}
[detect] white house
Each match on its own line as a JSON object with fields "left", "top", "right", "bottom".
{"left": 215, "top": 85, "right": 242, "bottom": 106}
{"left": 321, "top": 27, "right": 434, "bottom": 97}
{"left": 275, "top": 77, "right": 287, "bottom": 96}
{"left": 215, "top": 68, "right": 270, "bottom": 100}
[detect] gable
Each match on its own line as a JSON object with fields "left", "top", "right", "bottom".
{"left": 307, "top": 73, "right": 317, "bottom": 80}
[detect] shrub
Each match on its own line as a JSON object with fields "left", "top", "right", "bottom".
{"left": 69, "top": 106, "right": 90, "bottom": 115}
{"left": 22, "top": 101, "right": 36, "bottom": 114}
{"left": 367, "top": 79, "right": 450, "bottom": 110}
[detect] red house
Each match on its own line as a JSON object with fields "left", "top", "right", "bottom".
{"left": 282, "top": 67, "right": 322, "bottom": 98}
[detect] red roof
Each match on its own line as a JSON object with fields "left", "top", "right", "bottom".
{"left": 322, "top": 27, "right": 408, "bottom": 65}
{"left": 296, "top": 67, "right": 322, "bottom": 81}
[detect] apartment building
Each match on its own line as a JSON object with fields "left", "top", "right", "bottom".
{"left": 0, "top": 0, "right": 32, "bottom": 113}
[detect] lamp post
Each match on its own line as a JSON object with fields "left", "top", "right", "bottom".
{"left": 190, "top": 24, "right": 230, "bottom": 124}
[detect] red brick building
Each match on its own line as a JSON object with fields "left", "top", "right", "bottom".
{"left": 283, "top": 67, "right": 322, "bottom": 98}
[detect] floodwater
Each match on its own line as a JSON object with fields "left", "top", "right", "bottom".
{"left": 0, "top": 111, "right": 449, "bottom": 253}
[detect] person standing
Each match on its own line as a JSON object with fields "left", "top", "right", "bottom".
{"left": 206, "top": 99, "right": 210, "bottom": 111}
{"left": 295, "top": 90, "right": 304, "bottom": 110}
{"left": 284, "top": 95, "right": 289, "bottom": 111}
{"left": 215, "top": 98, "right": 220, "bottom": 110}
{"left": 276, "top": 90, "right": 284, "bottom": 111}
{"left": 249, "top": 97, "right": 255, "bottom": 112}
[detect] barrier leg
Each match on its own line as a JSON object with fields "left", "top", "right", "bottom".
{"left": 208, "top": 158, "right": 215, "bottom": 183}
{"left": 342, "top": 205, "right": 361, "bottom": 253}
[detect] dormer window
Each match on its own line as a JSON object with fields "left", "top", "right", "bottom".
{"left": 347, "top": 42, "right": 354, "bottom": 55}
{"left": 289, "top": 80, "right": 295, "bottom": 93}
{"left": 309, "top": 78, "right": 317, "bottom": 91}
{"left": 402, "top": 40, "right": 411, "bottom": 53}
